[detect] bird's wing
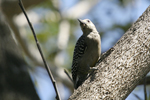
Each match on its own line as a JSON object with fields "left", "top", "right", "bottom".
{"left": 71, "top": 35, "right": 87, "bottom": 84}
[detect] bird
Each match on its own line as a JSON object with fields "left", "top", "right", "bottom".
{"left": 71, "top": 19, "right": 101, "bottom": 89}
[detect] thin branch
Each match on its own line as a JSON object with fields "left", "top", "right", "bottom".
{"left": 64, "top": 69, "right": 73, "bottom": 83}
{"left": 18, "top": 0, "right": 61, "bottom": 100}
{"left": 144, "top": 77, "right": 147, "bottom": 100}
{"left": 139, "top": 75, "right": 150, "bottom": 85}
{"left": 133, "top": 93, "right": 142, "bottom": 100}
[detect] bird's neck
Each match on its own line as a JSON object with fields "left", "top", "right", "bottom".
{"left": 83, "top": 30, "right": 98, "bottom": 36}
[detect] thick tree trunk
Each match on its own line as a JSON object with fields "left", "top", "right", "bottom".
{"left": 69, "top": 6, "right": 150, "bottom": 100}
{"left": 0, "top": 11, "right": 40, "bottom": 100}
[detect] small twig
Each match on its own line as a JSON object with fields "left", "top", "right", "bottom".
{"left": 144, "top": 77, "right": 147, "bottom": 100}
{"left": 18, "top": 0, "right": 61, "bottom": 100}
{"left": 133, "top": 93, "right": 142, "bottom": 100}
{"left": 64, "top": 69, "right": 73, "bottom": 83}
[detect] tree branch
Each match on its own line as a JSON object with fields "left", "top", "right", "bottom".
{"left": 139, "top": 76, "right": 150, "bottom": 85}
{"left": 18, "top": 0, "right": 61, "bottom": 100}
{"left": 69, "top": 6, "right": 150, "bottom": 99}
{"left": 0, "top": 10, "right": 40, "bottom": 100}
{"left": 144, "top": 77, "right": 147, "bottom": 100}
{"left": 64, "top": 69, "right": 73, "bottom": 82}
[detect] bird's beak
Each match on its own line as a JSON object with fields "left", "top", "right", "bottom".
{"left": 78, "top": 19, "right": 84, "bottom": 24}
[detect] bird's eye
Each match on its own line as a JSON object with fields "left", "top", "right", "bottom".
{"left": 87, "top": 20, "right": 90, "bottom": 23}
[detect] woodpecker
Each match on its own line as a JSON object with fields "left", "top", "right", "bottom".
{"left": 71, "top": 19, "right": 101, "bottom": 89}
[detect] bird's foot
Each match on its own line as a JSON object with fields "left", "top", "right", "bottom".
{"left": 89, "top": 66, "right": 99, "bottom": 72}
{"left": 87, "top": 66, "right": 99, "bottom": 78}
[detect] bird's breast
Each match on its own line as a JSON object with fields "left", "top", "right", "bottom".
{"left": 86, "top": 33, "right": 100, "bottom": 45}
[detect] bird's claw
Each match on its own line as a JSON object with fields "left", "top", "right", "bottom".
{"left": 89, "top": 66, "right": 99, "bottom": 72}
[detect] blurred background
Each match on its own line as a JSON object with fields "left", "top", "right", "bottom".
{"left": 1, "top": 0, "right": 150, "bottom": 100}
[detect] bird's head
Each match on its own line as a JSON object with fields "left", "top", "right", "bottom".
{"left": 78, "top": 19, "right": 97, "bottom": 34}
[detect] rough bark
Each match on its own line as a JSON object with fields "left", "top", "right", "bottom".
{"left": 0, "top": 11, "right": 40, "bottom": 100}
{"left": 69, "top": 6, "right": 150, "bottom": 100}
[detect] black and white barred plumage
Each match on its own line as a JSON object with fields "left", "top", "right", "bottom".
{"left": 71, "top": 35, "right": 87, "bottom": 89}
